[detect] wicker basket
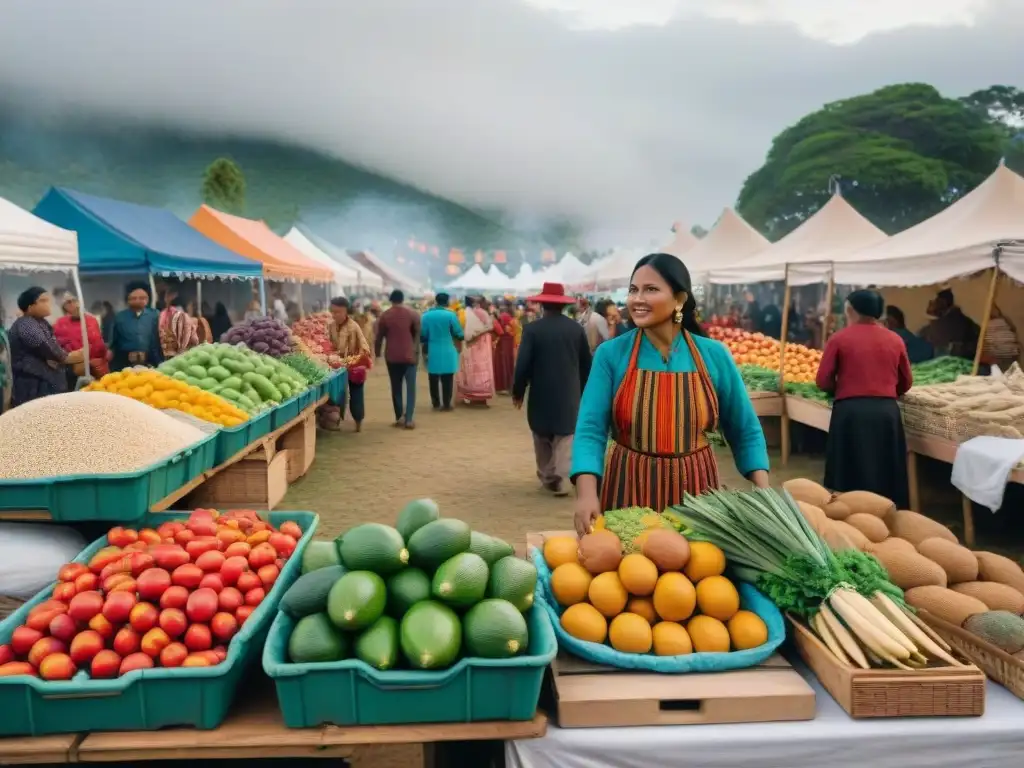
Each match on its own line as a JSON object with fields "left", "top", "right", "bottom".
{"left": 899, "top": 401, "right": 1024, "bottom": 442}
{"left": 919, "top": 610, "right": 1024, "bottom": 701}
{"left": 0, "top": 595, "right": 25, "bottom": 622}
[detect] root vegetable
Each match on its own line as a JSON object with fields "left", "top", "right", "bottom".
{"left": 812, "top": 611, "right": 851, "bottom": 667}
{"left": 818, "top": 602, "right": 869, "bottom": 669}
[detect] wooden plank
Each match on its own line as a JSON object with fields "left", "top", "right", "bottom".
{"left": 150, "top": 398, "right": 327, "bottom": 512}
{"left": 320, "top": 713, "right": 547, "bottom": 746}
{"left": 749, "top": 392, "right": 783, "bottom": 417}
{"left": 783, "top": 395, "right": 831, "bottom": 433}
{"left": 0, "top": 733, "right": 79, "bottom": 765}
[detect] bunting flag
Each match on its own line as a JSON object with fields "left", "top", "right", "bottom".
{"left": 445, "top": 264, "right": 460, "bottom": 275}
{"left": 474, "top": 250, "right": 485, "bottom": 264}
{"left": 493, "top": 250, "right": 506, "bottom": 264}
{"left": 448, "top": 249, "right": 465, "bottom": 264}
{"left": 541, "top": 249, "right": 556, "bottom": 263}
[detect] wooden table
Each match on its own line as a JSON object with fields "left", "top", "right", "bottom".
{"left": 779, "top": 395, "right": 831, "bottom": 465}
{"left": 0, "top": 691, "right": 547, "bottom": 765}
{"left": 748, "top": 392, "right": 783, "bottom": 417}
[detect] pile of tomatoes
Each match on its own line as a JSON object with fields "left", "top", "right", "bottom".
{"left": 0, "top": 509, "right": 301, "bottom": 681}
{"left": 707, "top": 326, "right": 822, "bottom": 384}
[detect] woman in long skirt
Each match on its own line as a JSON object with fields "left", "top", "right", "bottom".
{"left": 456, "top": 297, "right": 496, "bottom": 405}
{"left": 816, "top": 289, "right": 913, "bottom": 507}
{"left": 493, "top": 303, "right": 516, "bottom": 394}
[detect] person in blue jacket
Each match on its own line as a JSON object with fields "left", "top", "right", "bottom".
{"left": 571, "top": 252, "right": 771, "bottom": 536}
{"left": 420, "top": 292, "right": 464, "bottom": 411}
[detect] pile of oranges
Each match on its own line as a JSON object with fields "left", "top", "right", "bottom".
{"left": 707, "top": 326, "right": 822, "bottom": 385}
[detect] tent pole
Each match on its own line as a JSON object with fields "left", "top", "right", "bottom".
{"left": 778, "top": 265, "right": 793, "bottom": 468}
{"left": 972, "top": 264, "right": 1001, "bottom": 375}
{"left": 149, "top": 274, "right": 158, "bottom": 308}
{"left": 196, "top": 280, "right": 203, "bottom": 316}
{"left": 258, "top": 278, "right": 267, "bottom": 315}
{"left": 821, "top": 265, "right": 836, "bottom": 348}
{"left": 71, "top": 269, "right": 91, "bottom": 382}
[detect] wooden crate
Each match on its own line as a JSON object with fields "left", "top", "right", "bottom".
{"left": 784, "top": 395, "right": 832, "bottom": 432}
{"left": 749, "top": 391, "right": 783, "bottom": 417}
{"left": 189, "top": 450, "right": 289, "bottom": 510}
{"left": 918, "top": 610, "right": 1024, "bottom": 702}
{"left": 278, "top": 414, "right": 316, "bottom": 483}
{"left": 549, "top": 652, "right": 815, "bottom": 728}
{"left": 788, "top": 616, "right": 985, "bottom": 718}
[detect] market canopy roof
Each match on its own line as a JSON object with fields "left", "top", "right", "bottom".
{"left": 293, "top": 226, "right": 386, "bottom": 291}
{"left": 447, "top": 264, "right": 488, "bottom": 290}
{"left": 511, "top": 263, "right": 542, "bottom": 293}
{"left": 349, "top": 249, "right": 425, "bottom": 295}
{"left": 586, "top": 247, "right": 645, "bottom": 287}
{"left": 0, "top": 195, "right": 78, "bottom": 271}
{"left": 283, "top": 227, "right": 360, "bottom": 288}
{"left": 541, "top": 253, "right": 590, "bottom": 283}
{"left": 683, "top": 208, "right": 770, "bottom": 278}
{"left": 661, "top": 223, "right": 700, "bottom": 258}
{"left": 709, "top": 193, "right": 888, "bottom": 286}
{"left": 188, "top": 206, "right": 333, "bottom": 283}
{"left": 32, "top": 188, "right": 262, "bottom": 278}
{"left": 830, "top": 164, "right": 1024, "bottom": 287}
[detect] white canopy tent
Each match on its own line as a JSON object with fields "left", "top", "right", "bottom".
{"left": 827, "top": 164, "right": 1024, "bottom": 286}
{"left": 283, "top": 228, "right": 359, "bottom": 296}
{"left": 511, "top": 263, "right": 543, "bottom": 293}
{"left": 291, "top": 226, "right": 386, "bottom": 292}
{"left": 353, "top": 249, "right": 426, "bottom": 296}
{"left": 708, "top": 193, "right": 888, "bottom": 286}
{"left": 540, "top": 252, "right": 590, "bottom": 284}
{"left": 683, "top": 208, "right": 770, "bottom": 279}
{"left": 0, "top": 196, "right": 90, "bottom": 376}
{"left": 446, "top": 264, "right": 489, "bottom": 291}
{"left": 483, "top": 265, "right": 514, "bottom": 293}
{"left": 585, "top": 247, "right": 645, "bottom": 289}
{"left": 662, "top": 222, "right": 700, "bottom": 258}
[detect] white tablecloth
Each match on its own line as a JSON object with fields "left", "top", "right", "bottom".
{"left": 506, "top": 667, "right": 1024, "bottom": 768}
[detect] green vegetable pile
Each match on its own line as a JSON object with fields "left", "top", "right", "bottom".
{"left": 281, "top": 352, "right": 330, "bottom": 385}
{"left": 602, "top": 507, "right": 682, "bottom": 551}
{"left": 784, "top": 381, "right": 830, "bottom": 402}
{"left": 910, "top": 356, "right": 973, "bottom": 386}
{"left": 739, "top": 365, "right": 780, "bottom": 392}
{"left": 158, "top": 343, "right": 312, "bottom": 414}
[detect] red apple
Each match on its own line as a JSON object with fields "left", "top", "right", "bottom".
{"left": 48, "top": 613, "right": 79, "bottom": 644}
{"left": 195, "top": 550, "right": 226, "bottom": 573}
{"left": 113, "top": 627, "right": 140, "bottom": 657}
{"left": 171, "top": 564, "right": 204, "bottom": 589}
{"left": 184, "top": 624, "right": 212, "bottom": 652}
{"left": 150, "top": 544, "right": 190, "bottom": 571}
{"left": 186, "top": 588, "right": 219, "bottom": 624}
{"left": 223, "top": 542, "right": 251, "bottom": 559}
{"left": 69, "top": 630, "right": 105, "bottom": 665}
{"left": 28, "top": 637, "right": 67, "bottom": 668}
{"left": 68, "top": 590, "right": 106, "bottom": 623}
{"left": 58, "top": 562, "right": 89, "bottom": 582}
{"left": 106, "top": 526, "right": 138, "bottom": 548}
{"left": 198, "top": 573, "right": 224, "bottom": 592}
{"left": 74, "top": 572, "right": 99, "bottom": 593}
{"left": 219, "top": 555, "right": 249, "bottom": 586}
{"left": 235, "top": 605, "right": 255, "bottom": 625}
{"left": 0, "top": 644, "right": 14, "bottom": 666}
{"left": 138, "top": 528, "right": 163, "bottom": 546}
{"left": 136, "top": 568, "right": 172, "bottom": 602}
{"left": 210, "top": 612, "right": 238, "bottom": 643}
{"left": 129, "top": 602, "right": 159, "bottom": 633}
{"left": 181, "top": 654, "right": 211, "bottom": 667}
{"left": 217, "top": 587, "right": 244, "bottom": 612}
{"left": 257, "top": 564, "right": 280, "bottom": 589}
{"left": 279, "top": 521, "right": 302, "bottom": 540}
{"left": 52, "top": 582, "right": 78, "bottom": 602}
{"left": 119, "top": 652, "right": 154, "bottom": 675}
{"left": 90, "top": 649, "right": 121, "bottom": 678}
{"left": 140, "top": 628, "right": 171, "bottom": 658}
{"left": 88, "top": 613, "right": 116, "bottom": 640}
{"left": 102, "top": 591, "right": 137, "bottom": 624}
{"left": 159, "top": 642, "right": 188, "bottom": 668}
{"left": 0, "top": 661, "right": 37, "bottom": 677}
{"left": 39, "top": 653, "right": 76, "bottom": 680}
{"left": 159, "top": 585, "right": 190, "bottom": 610}
{"left": 268, "top": 533, "right": 297, "bottom": 558}
{"left": 158, "top": 608, "right": 187, "bottom": 638}
{"left": 11, "top": 625, "right": 44, "bottom": 656}
{"left": 27, "top": 608, "right": 64, "bottom": 632}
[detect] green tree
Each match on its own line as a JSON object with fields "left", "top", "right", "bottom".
{"left": 201, "top": 157, "right": 246, "bottom": 214}
{"left": 960, "top": 85, "right": 1024, "bottom": 175}
{"left": 737, "top": 84, "right": 1004, "bottom": 238}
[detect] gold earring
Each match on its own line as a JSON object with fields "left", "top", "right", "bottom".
{"left": 673, "top": 306, "right": 684, "bottom": 324}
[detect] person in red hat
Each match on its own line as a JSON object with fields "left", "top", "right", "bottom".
{"left": 512, "top": 282, "right": 592, "bottom": 496}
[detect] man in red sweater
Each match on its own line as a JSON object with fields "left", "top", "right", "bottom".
{"left": 375, "top": 290, "right": 422, "bottom": 429}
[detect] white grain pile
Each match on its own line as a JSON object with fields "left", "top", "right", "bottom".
{"left": 0, "top": 392, "right": 207, "bottom": 480}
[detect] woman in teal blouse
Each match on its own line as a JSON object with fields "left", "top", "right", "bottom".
{"left": 571, "top": 253, "right": 770, "bottom": 536}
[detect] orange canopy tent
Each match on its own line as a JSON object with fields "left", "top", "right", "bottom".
{"left": 189, "top": 205, "right": 333, "bottom": 283}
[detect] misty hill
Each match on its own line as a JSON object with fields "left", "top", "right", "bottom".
{"left": 0, "top": 111, "right": 537, "bottom": 278}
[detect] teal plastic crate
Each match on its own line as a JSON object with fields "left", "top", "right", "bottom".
{"left": 0, "top": 433, "right": 218, "bottom": 522}
{"left": 0, "top": 509, "right": 319, "bottom": 737}
{"left": 263, "top": 593, "right": 555, "bottom": 728}
{"left": 326, "top": 369, "right": 347, "bottom": 405}
{"left": 214, "top": 409, "right": 273, "bottom": 464}
{"left": 297, "top": 386, "right": 318, "bottom": 412}
{"left": 271, "top": 394, "right": 302, "bottom": 429}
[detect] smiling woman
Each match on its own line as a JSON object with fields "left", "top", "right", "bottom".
{"left": 569, "top": 253, "right": 770, "bottom": 536}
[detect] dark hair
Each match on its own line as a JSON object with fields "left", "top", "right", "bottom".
{"left": 847, "top": 289, "right": 884, "bottom": 320}
{"left": 169, "top": 295, "right": 186, "bottom": 309}
{"left": 125, "top": 280, "right": 151, "bottom": 301}
{"left": 937, "top": 288, "right": 954, "bottom": 304}
{"left": 540, "top": 302, "right": 568, "bottom": 314}
{"left": 435, "top": 292, "right": 450, "bottom": 307}
{"left": 389, "top": 289, "right": 404, "bottom": 304}
{"left": 595, "top": 299, "right": 614, "bottom": 318}
{"left": 631, "top": 252, "right": 705, "bottom": 337}
{"left": 886, "top": 305, "right": 906, "bottom": 326}
{"left": 17, "top": 286, "right": 47, "bottom": 313}
{"left": 214, "top": 302, "right": 230, "bottom": 320}
{"left": 330, "top": 296, "right": 350, "bottom": 309}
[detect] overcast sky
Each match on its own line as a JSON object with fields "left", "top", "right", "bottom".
{"left": 0, "top": 0, "right": 1020, "bottom": 245}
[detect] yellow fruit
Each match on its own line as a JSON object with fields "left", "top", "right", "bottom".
{"left": 593, "top": 515, "right": 606, "bottom": 531}
{"left": 561, "top": 603, "right": 608, "bottom": 643}
{"left": 684, "top": 542, "right": 726, "bottom": 582}
{"left": 687, "top": 615, "right": 731, "bottom": 652}
{"left": 627, "top": 596, "right": 657, "bottom": 624}
{"left": 550, "top": 563, "right": 592, "bottom": 607}
{"left": 652, "top": 621, "right": 693, "bottom": 656}
{"left": 618, "top": 553, "right": 658, "bottom": 596}
{"left": 588, "top": 572, "right": 629, "bottom": 618}
{"left": 543, "top": 536, "right": 579, "bottom": 569}
{"left": 609, "top": 613, "right": 653, "bottom": 653}
{"left": 695, "top": 575, "right": 740, "bottom": 621}
{"left": 652, "top": 572, "right": 696, "bottom": 622}
{"left": 727, "top": 610, "right": 768, "bottom": 650}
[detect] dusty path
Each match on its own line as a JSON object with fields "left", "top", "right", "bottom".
{"left": 283, "top": 365, "right": 826, "bottom": 543}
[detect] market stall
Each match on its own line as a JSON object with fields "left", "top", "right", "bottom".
{"left": 349, "top": 248, "right": 426, "bottom": 295}
{"left": 282, "top": 226, "right": 360, "bottom": 298}
{"left": 288, "top": 225, "right": 387, "bottom": 294}
{"left": 32, "top": 187, "right": 264, "bottom": 315}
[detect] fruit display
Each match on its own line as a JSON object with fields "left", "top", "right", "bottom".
{"left": 707, "top": 326, "right": 822, "bottom": 384}
{"left": 593, "top": 507, "right": 685, "bottom": 553}
{"left": 158, "top": 343, "right": 312, "bottom": 413}
{"left": 221, "top": 316, "right": 294, "bottom": 357}
{"left": 279, "top": 499, "right": 538, "bottom": 670}
{"left": 280, "top": 352, "right": 330, "bottom": 386}
{"left": 291, "top": 313, "right": 343, "bottom": 369}
{"left": 82, "top": 369, "right": 250, "bottom": 427}
{"left": 0, "top": 392, "right": 207, "bottom": 480}
{"left": 783, "top": 477, "right": 1024, "bottom": 664}
{"left": 540, "top": 525, "right": 771, "bottom": 658}
{"left": 678, "top": 485, "right": 968, "bottom": 670}
{"left": 0, "top": 509, "right": 303, "bottom": 680}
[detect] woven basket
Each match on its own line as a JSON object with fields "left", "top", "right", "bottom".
{"left": 899, "top": 401, "right": 1024, "bottom": 442}
{"left": 920, "top": 610, "right": 1024, "bottom": 701}
{"left": 0, "top": 595, "right": 25, "bottom": 623}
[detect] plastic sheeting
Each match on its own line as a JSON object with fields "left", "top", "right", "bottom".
{"left": 506, "top": 671, "right": 1024, "bottom": 768}
{"left": 683, "top": 208, "right": 769, "bottom": 279}
{"left": 0, "top": 196, "right": 78, "bottom": 270}
{"left": 283, "top": 227, "right": 359, "bottom": 293}
{"left": 291, "top": 226, "right": 386, "bottom": 292}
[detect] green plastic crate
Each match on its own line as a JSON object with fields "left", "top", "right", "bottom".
{"left": 0, "top": 433, "right": 218, "bottom": 522}
{"left": 0, "top": 509, "right": 319, "bottom": 737}
{"left": 326, "top": 369, "right": 347, "bottom": 405}
{"left": 214, "top": 409, "right": 273, "bottom": 464}
{"left": 297, "top": 386, "right": 318, "bottom": 412}
{"left": 262, "top": 593, "right": 555, "bottom": 728}
{"left": 271, "top": 394, "right": 302, "bottom": 429}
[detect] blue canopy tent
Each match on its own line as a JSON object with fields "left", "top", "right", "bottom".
{"left": 33, "top": 187, "right": 266, "bottom": 310}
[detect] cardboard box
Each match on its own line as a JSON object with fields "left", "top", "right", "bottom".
{"left": 278, "top": 415, "right": 316, "bottom": 483}
{"left": 190, "top": 450, "right": 289, "bottom": 510}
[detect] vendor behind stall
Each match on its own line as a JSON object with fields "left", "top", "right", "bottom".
{"left": 54, "top": 292, "right": 110, "bottom": 388}
{"left": 919, "top": 288, "right": 980, "bottom": 360}
{"left": 885, "top": 305, "right": 934, "bottom": 364}
{"left": 109, "top": 281, "right": 162, "bottom": 371}
{"left": 8, "top": 287, "right": 83, "bottom": 407}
